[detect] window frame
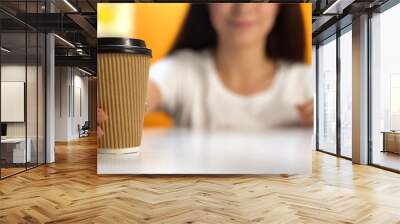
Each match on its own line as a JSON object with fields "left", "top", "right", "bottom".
{"left": 315, "top": 22, "right": 353, "bottom": 160}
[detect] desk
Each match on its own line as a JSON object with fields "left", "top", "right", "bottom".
{"left": 382, "top": 131, "right": 400, "bottom": 154}
{"left": 1, "top": 138, "right": 31, "bottom": 164}
{"left": 98, "top": 128, "right": 313, "bottom": 175}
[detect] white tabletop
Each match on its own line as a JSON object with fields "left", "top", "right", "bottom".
{"left": 97, "top": 128, "right": 313, "bottom": 175}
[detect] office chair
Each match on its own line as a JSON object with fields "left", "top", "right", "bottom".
{"left": 79, "top": 121, "right": 90, "bottom": 138}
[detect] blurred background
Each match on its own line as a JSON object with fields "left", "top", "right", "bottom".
{"left": 98, "top": 3, "right": 312, "bottom": 128}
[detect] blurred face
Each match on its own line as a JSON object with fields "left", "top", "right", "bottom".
{"left": 208, "top": 3, "right": 280, "bottom": 48}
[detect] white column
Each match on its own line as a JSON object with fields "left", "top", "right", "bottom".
{"left": 46, "top": 32, "right": 55, "bottom": 163}
{"left": 352, "top": 14, "right": 369, "bottom": 164}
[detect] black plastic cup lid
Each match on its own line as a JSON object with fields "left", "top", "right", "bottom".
{"left": 98, "top": 37, "right": 152, "bottom": 57}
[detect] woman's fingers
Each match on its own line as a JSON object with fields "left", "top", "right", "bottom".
{"left": 297, "top": 100, "right": 313, "bottom": 115}
{"left": 97, "top": 108, "right": 108, "bottom": 125}
{"left": 97, "top": 108, "right": 108, "bottom": 139}
{"left": 301, "top": 114, "right": 314, "bottom": 127}
{"left": 296, "top": 100, "right": 314, "bottom": 127}
{"left": 301, "top": 102, "right": 313, "bottom": 117}
{"left": 97, "top": 126, "right": 104, "bottom": 139}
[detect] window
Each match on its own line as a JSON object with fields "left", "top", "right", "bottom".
{"left": 339, "top": 28, "right": 352, "bottom": 158}
{"left": 390, "top": 74, "right": 400, "bottom": 130}
{"left": 317, "top": 36, "right": 337, "bottom": 154}
{"left": 371, "top": 2, "right": 400, "bottom": 171}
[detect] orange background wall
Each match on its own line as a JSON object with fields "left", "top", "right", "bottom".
{"left": 131, "top": 3, "right": 312, "bottom": 65}
{"left": 98, "top": 3, "right": 312, "bottom": 127}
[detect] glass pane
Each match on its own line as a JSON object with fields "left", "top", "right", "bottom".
{"left": 1, "top": 30, "right": 27, "bottom": 177}
{"left": 340, "top": 29, "right": 352, "bottom": 158}
{"left": 371, "top": 3, "right": 400, "bottom": 171}
{"left": 0, "top": 0, "right": 46, "bottom": 178}
{"left": 312, "top": 46, "right": 317, "bottom": 137}
{"left": 27, "top": 31, "right": 38, "bottom": 169}
{"left": 26, "top": 0, "right": 40, "bottom": 170}
{"left": 317, "top": 37, "right": 337, "bottom": 154}
{"left": 38, "top": 33, "right": 45, "bottom": 165}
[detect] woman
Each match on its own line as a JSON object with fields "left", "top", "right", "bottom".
{"left": 98, "top": 3, "right": 313, "bottom": 135}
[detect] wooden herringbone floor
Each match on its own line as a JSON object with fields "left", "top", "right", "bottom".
{"left": 1, "top": 135, "right": 400, "bottom": 224}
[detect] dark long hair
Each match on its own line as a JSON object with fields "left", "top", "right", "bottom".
{"left": 169, "top": 4, "right": 306, "bottom": 63}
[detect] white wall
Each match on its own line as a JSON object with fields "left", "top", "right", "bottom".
{"left": 1, "top": 65, "right": 35, "bottom": 138}
{"left": 55, "top": 66, "right": 70, "bottom": 141}
{"left": 1, "top": 65, "right": 26, "bottom": 81}
{"left": 70, "top": 73, "right": 89, "bottom": 139}
{"left": 54, "top": 67, "right": 89, "bottom": 141}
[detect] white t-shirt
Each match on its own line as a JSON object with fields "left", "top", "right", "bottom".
{"left": 150, "top": 49, "right": 313, "bottom": 131}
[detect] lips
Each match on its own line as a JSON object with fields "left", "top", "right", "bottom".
{"left": 229, "top": 19, "right": 255, "bottom": 28}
